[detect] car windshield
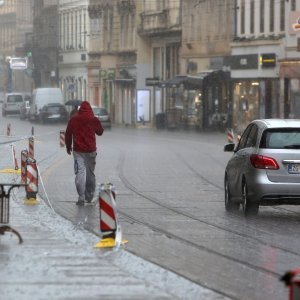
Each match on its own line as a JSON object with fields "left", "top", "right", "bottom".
{"left": 7, "top": 95, "right": 23, "bottom": 103}
{"left": 47, "top": 106, "right": 62, "bottom": 113}
{"left": 92, "top": 107, "right": 108, "bottom": 115}
{"left": 260, "top": 129, "right": 300, "bottom": 149}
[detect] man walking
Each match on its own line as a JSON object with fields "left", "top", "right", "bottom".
{"left": 65, "top": 101, "right": 104, "bottom": 205}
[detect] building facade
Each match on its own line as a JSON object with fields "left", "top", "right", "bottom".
{"left": 32, "top": 0, "right": 59, "bottom": 88}
{"left": 58, "top": 0, "right": 89, "bottom": 101}
{"left": 0, "top": 0, "right": 34, "bottom": 93}
{"left": 229, "top": 0, "right": 287, "bottom": 132}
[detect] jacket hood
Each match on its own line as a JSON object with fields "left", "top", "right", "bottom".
{"left": 78, "top": 101, "right": 93, "bottom": 117}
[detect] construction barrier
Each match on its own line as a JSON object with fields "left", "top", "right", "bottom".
{"left": 60, "top": 130, "right": 65, "bottom": 148}
{"left": 28, "top": 137, "right": 34, "bottom": 159}
{"left": 281, "top": 268, "right": 300, "bottom": 300}
{"left": 11, "top": 145, "right": 19, "bottom": 170}
{"left": 94, "top": 183, "right": 127, "bottom": 248}
{"left": 21, "top": 149, "right": 28, "bottom": 183}
{"left": 226, "top": 128, "right": 234, "bottom": 143}
{"left": 24, "top": 158, "right": 39, "bottom": 205}
{"left": 7, "top": 123, "right": 11, "bottom": 136}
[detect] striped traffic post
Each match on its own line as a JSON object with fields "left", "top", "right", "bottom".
{"left": 60, "top": 130, "right": 65, "bottom": 148}
{"left": 21, "top": 149, "right": 28, "bottom": 183}
{"left": 226, "top": 128, "right": 234, "bottom": 143}
{"left": 24, "top": 158, "right": 39, "bottom": 205}
{"left": 7, "top": 123, "right": 11, "bottom": 136}
{"left": 28, "top": 137, "right": 34, "bottom": 158}
{"left": 94, "top": 183, "right": 127, "bottom": 248}
{"left": 11, "top": 145, "right": 19, "bottom": 170}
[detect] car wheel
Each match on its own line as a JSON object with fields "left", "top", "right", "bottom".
{"left": 241, "top": 181, "right": 259, "bottom": 216}
{"left": 224, "top": 175, "right": 240, "bottom": 212}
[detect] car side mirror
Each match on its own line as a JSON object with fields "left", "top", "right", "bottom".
{"left": 224, "top": 143, "right": 235, "bottom": 152}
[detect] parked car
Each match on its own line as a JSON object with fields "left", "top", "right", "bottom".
{"left": 38, "top": 103, "right": 68, "bottom": 124}
{"left": 91, "top": 106, "right": 111, "bottom": 128}
{"left": 224, "top": 119, "right": 300, "bottom": 216}
{"left": 2, "top": 92, "right": 30, "bottom": 116}
{"left": 19, "top": 94, "right": 32, "bottom": 120}
{"left": 28, "top": 88, "right": 64, "bottom": 121}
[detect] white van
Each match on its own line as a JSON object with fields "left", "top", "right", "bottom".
{"left": 2, "top": 92, "right": 30, "bottom": 116}
{"left": 28, "top": 88, "right": 64, "bottom": 121}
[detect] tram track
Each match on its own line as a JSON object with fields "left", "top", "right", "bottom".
{"left": 116, "top": 150, "right": 300, "bottom": 279}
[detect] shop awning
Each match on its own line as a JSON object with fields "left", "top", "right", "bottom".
{"left": 160, "top": 76, "right": 187, "bottom": 88}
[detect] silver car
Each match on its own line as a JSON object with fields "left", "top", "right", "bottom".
{"left": 224, "top": 119, "right": 300, "bottom": 216}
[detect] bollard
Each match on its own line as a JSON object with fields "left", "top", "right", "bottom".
{"left": 11, "top": 145, "right": 19, "bottom": 170}
{"left": 60, "top": 130, "right": 65, "bottom": 148}
{"left": 28, "top": 137, "right": 34, "bottom": 159}
{"left": 94, "top": 183, "right": 127, "bottom": 248}
{"left": 21, "top": 149, "right": 28, "bottom": 183}
{"left": 281, "top": 268, "right": 300, "bottom": 300}
{"left": 24, "top": 158, "right": 39, "bottom": 205}
{"left": 31, "top": 126, "right": 34, "bottom": 136}
{"left": 7, "top": 123, "right": 11, "bottom": 136}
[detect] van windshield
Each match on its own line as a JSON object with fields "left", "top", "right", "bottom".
{"left": 7, "top": 95, "right": 23, "bottom": 103}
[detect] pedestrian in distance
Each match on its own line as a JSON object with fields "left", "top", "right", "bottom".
{"left": 65, "top": 101, "right": 104, "bottom": 206}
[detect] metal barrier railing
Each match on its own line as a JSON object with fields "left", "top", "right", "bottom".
{"left": 0, "top": 183, "right": 26, "bottom": 244}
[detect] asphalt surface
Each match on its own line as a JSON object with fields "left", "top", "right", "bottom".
{"left": 0, "top": 121, "right": 229, "bottom": 299}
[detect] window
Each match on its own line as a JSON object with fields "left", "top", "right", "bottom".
{"left": 291, "top": 0, "right": 296, "bottom": 11}
{"left": 260, "top": 129, "right": 300, "bottom": 149}
{"left": 280, "top": 0, "right": 285, "bottom": 31}
{"left": 240, "top": 0, "right": 245, "bottom": 34}
{"left": 237, "top": 124, "right": 253, "bottom": 150}
{"left": 269, "top": 0, "right": 274, "bottom": 32}
{"left": 245, "top": 125, "right": 258, "bottom": 148}
{"left": 260, "top": 0, "right": 264, "bottom": 33}
{"left": 250, "top": 0, "right": 255, "bottom": 34}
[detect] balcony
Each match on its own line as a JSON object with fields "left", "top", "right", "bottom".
{"left": 139, "top": 9, "right": 180, "bottom": 36}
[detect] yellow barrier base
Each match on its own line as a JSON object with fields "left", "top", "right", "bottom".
{"left": 94, "top": 237, "right": 128, "bottom": 248}
{"left": 0, "top": 168, "right": 21, "bottom": 174}
{"left": 24, "top": 197, "right": 40, "bottom": 205}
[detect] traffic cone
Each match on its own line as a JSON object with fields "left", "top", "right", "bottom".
{"left": 24, "top": 158, "right": 39, "bottom": 205}
{"left": 94, "top": 183, "right": 127, "bottom": 248}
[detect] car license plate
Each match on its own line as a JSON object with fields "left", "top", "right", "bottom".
{"left": 288, "top": 164, "right": 300, "bottom": 174}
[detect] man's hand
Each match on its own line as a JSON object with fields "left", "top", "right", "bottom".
{"left": 67, "top": 147, "right": 72, "bottom": 155}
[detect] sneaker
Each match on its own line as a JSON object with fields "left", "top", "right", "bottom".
{"left": 85, "top": 199, "right": 96, "bottom": 205}
{"left": 76, "top": 200, "right": 84, "bottom": 206}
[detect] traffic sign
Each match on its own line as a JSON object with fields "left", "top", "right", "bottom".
{"left": 9, "top": 57, "right": 28, "bottom": 70}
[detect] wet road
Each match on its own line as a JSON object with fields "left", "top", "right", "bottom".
{"left": 1, "top": 115, "right": 300, "bottom": 300}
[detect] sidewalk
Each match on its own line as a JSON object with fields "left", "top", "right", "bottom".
{"left": 0, "top": 186, "right": 226, "bottom": 300}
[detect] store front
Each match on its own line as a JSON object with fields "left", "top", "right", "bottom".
{"left": 279, "top": 59, "right": 300, "bottom": 119}
{"left": 232, "top": 78, "right": 280, "bottom": 133}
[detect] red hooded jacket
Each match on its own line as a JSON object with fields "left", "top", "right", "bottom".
{"left": 65, "top": 101, "right": 104, "bottom": 153}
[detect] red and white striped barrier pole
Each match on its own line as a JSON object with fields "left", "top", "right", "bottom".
{"left": 28, "top": 137, "right": 34, "bottom": 159}
{"left": 7, "top": 123, "right": 11, "bottom": 136}
{"left": 60, "top": 130, "right": 65, "bottom": 148}
{"left": 226, "top": 128, "right": 234, "bottom": 143}
{"left": 11, "top": 145, "right": 19, "bottom": 170}
{"left": 25, "top": 158, "right": 39, "bottom": 204}
{"left": 94, "top": 183, "right": 127, "bottom": 249}
{"left": 21, "top": 149, "right": 28, "bottom": 183}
